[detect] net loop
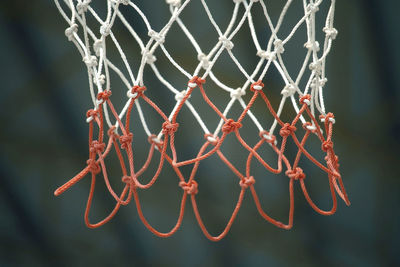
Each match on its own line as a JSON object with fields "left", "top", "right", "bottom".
{"left": 222, "top": 119, "right": 242, "bottom": 134}
{"left": 259, "top": 130, "right": 276, "bottom": 145}
{"left": 148, "top": 134, "right": 163, "bottom": 147}
{"left": 285, "top": 167, "right": 306, "bottom": 180}
{"left": 119, "top": 132, "right": 133, "bottom": 150}
{"left": 162, "top": 121, "right": 179, "bottom": 135}
{"left": 279, "top": 123, "right": 296, "bottom": 137}
{"left": 122, "top": 175, "right": 135, "bottom": 187}
{"left": 179, "top": 180, "right": 198, "bottom": 195}
{"left": 188, "top": 76, "right": 205, "bottom": 88}
{"left": 320, "top": 112, "right": 336, "bottom": 124}
{"left": 250, "top": 80, "right": 264, "bottom": 92}
{"left": 128, "top": 85, "right": 146, "bottom": 99}
{"left": 204, "top": 133, "right": 219, "bottom": 146}
{"left": 299, "top": 94, "right": 311, "bottom": 106}
{"left": 302, "top": 122, "right": 317, "bottom": 133}
{"left": 86, "top": 159, "right": 101, "bottom": 175}
{"left": 107, "top": 126, "right": 118, "bottom": 137}
{"left": 239, "top": 176, "right": 255, "bottom": 189}
{"left": 86, "top": 109, "right": 98, "bottom": 123}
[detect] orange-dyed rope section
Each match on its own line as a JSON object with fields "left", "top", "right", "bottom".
{"left": 54, "top": 77, "right": 350, "bottom": 241}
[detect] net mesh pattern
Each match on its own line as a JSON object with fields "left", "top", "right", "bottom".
{"left": 54, "top": 0, "right": 350, "bottom": 241}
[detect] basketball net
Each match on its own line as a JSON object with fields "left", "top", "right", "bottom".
{"left": 54, "top": 0, "right": 350, "bottom": 241}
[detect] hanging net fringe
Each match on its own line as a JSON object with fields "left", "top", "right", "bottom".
{"left": 54, "top": 0, "right": 350, "bottom": 241}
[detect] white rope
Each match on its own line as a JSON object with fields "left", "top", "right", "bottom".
{"left": 55, "top": 0, "right": 338, "bottom": 143}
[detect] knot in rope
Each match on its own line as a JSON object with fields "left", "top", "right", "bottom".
{"left": 285, "top": 167, "right": 305, "bottom": 180}
{"left": 179, "top": 180, "right": 198, "bottom": 195}
{"left": 299, "top": 94, "right": 311, "bottom": 105}
{"left": 128, "top": 85, "right": 146, "bottom": 99}
{"left": 188, "top": 76, "right": 206, "bottom": 88}
{"left": 119, "top": 132, "right": 133, "bottom": 149}
{"left": 86, "top": 109, "right": 98, "bottom": 123}
{"left": 321, "top": 140, "right": 334, "bottom": 152}
{"left": 280, "top": 123, "right": 296, "bottom": 137}
{"left": 222, "top": 119, "right": 242, "bottom": 134}
{"left": 107, "top": 126, "right": 118, "bottom": 137}
{"left": 239, "top": 176, "right": 255, "bottom": 189}
{"left": 162, "top": 121, "right": 179, "bottom": 135}
{"left": 204, "top": 133, "right": 219, "bottom": 146}
{"left": 122, "top": 175, "right": 135, "bottom": 187}
{"left": 97, "top": 90, "right": 112, "bottom": 101}
{"left": 259, "top": 131, "right": 277, "bottom": 145}
{"left": 320, "top": 112, "right": 335, "bottom": 124}
{"left": 86, "top": 159, "right": 101, "bottom": 174}
{"left": 250, "top": 80, "right": 264, "bottom": 92}
{"left": 90, "top": 140, "right": 105, "bottom": 154}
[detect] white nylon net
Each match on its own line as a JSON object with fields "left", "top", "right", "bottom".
{"left": 56, "top": 0, "right": 338, "bottom": 140}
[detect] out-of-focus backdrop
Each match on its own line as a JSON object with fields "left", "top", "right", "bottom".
{"left": 1, "top": 1, "right": 399, "bottom": 266}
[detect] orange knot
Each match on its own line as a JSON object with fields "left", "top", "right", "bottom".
{"left": 122, "top": 175, "right": 135, "bottom": 187}
{"left": 299, "top": 94, "right": 311, "bottom": 105}
{"left": 321, "top": 140, "right": 334, "bottom": 152}
{"left": 162, "top": 121, "right": 179, "bottom": 135}
{"left": 325, "top": 154, "right": 340, "bottom": 166}
{"left": 119, "top": 132, "right": 133, "bottom": 149}
{"left": 222, "top": 119, "right": 242, "bottom": 134}
{"left": 250, "top": 80, "right": 264, "bottom": 92}
{"left": 188, "top": 76, "right": 206, "bottom": 88}
{"left": 259, "top": 130, "right": 276, "bottom": 144}
{"left": 107, "top": 126, "right": 118, "bottom": 137}
{"left": 179, "top": 180, "right": 198, "bottom": 195}
{"left": 90, "top": 140, "right": 105, "bottom": 154}
{"left": 97, "top": 90, "right": 112, "bottom": 101}
{"left": 86, "top": 159, "right": 101, "bottom": 174}
{"left": 131, "top": 85, "right": 146, "bottom": 98}
{"left": 280, "top": 123, "right": 296, "bottom": 137}
{"left": 285, "top": 167, "right": 305, "bottom": 180}
{"left": 86, "top": 109, "right": 98, "bottom": 119}
{"left": 204, "top": 133, "right": 219, "bottom": 146}
{"left": 239, "top": 176, "right": 255, "bottom": 189}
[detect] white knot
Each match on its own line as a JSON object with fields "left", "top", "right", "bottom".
{"left": 143, "top": 51, "right": 156, "bottom": 64}
{"left": 230, "top": 88, "right": 245, "bottom": 99}
{"left": 148, "top": 30, "right": 165, "bottom": 44}
{"left": 257, "top": 50, "right": 276, "bottom": 61}
{"left": 304, "top": 41, "right": 320, "bottom": 51}
{"left": 166, "top": 0, "right": 181, "bottom": 6}
{"left": 111, "top": 0, "right": 130, "bottom": 5}
{"left": 175, "top": 90, "right": 189, "bottom": 101}
{"left": 94, "top": 74, "right": 105, "bottom": 85}
{"left": 273, "top": 39, "right": 284, "bottom": 54}
{"left": 323, "top": 27, "right": 338, "bottom": 40}
{"left": 307, "top": 3, "right": 319, "bottom": 13}
{"left": 250, "top": 0, "right": 260, "bottom": 2}
{"left": 219, "top": 36, "right": 234, "bottom": 50}
{"left": 306, "top": 124, "right": 317, "bottom": 131}
{"left": 83, "top": 55, "right": 97, "bottom": 67}
{"left": 76, "top": 0, "right": 91, "bottom": 14}
{"left": 281, "top": 84, "right": 296, "bottom": 97}
{"left": 93, "top": 39, "right": 103, "bottom": 56}
{"left": 309, "top": 61, "right": 322, "bottom": 74}
{"left": 65, "top": 24, "right": 78, "bottom": 41}
{"left": 100, "top": 23, "right": 111, "bottom": 36}
{"left": 197, "top": 53, "right": 210, "bottom": 69}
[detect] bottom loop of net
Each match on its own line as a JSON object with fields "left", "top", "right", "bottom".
{"left": 54, "top": 79, "right": 350, "bottom": 241}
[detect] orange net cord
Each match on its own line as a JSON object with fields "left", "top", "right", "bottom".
{"left": 54, "top": 78, "right": 350, "bottom": 241}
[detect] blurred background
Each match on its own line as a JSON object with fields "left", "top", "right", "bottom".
{"left": 0, "top": 0, "right": 399, "bottom": 266}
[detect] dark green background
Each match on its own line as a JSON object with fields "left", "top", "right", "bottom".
{"left": 0, "top": 1, "right": 399, "bottom": 266}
